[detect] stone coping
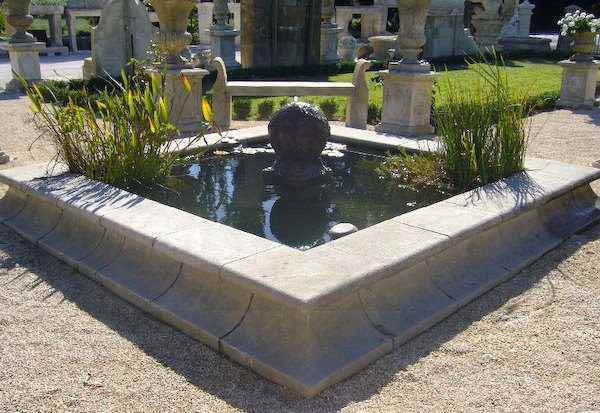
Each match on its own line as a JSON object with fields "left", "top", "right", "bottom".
{"left": 168, "top": 124, "right": 440, "bottom": 156}
{"left": 0, "top": 131, "right": 599, "bottom": 396}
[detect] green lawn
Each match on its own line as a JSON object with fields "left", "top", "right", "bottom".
{"left": 236, "top": 59, "right": 567, "bottom": 122}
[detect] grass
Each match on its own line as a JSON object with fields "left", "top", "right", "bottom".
{"left": 31, "top": 17, "right": 92, "bottom": 35}
{"left": 234, "top": 58, "right": 567, "bottom": 122}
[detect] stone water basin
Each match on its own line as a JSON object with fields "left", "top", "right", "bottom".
{"left": 0, "top": 125, "right": 599, "bottom": 396}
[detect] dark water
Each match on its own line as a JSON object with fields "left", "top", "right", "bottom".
{"left": 146, "top": 143, "right": 446, "bottom": 250}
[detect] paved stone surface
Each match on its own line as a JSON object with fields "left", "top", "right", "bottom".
{"left": 0, "top": 95, "right": 599, "bottom": 410}
{"left": 0, "top": 53, "right": 89, "bottom": 90}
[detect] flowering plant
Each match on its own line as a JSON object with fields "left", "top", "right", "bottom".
{"left": 558, "top": 10, "right": 600, "bottom": 36}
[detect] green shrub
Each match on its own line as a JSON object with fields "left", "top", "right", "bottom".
{"left": 233, "top": 98, "right": 252, "bottom": 120}
{"left": 434, "top": 51, "right": 530, "bottom": 190}
{"left": 367, "top": 103, "right": 381, "bottom": 125}
{"left": 257, "top": 100, "right": 275, "bottom": 120}
{"left": 25, "top": 73, "right": 203, "bottom": 191}
{"left": 319, "top": 98, "right": 338, "bottom": 120}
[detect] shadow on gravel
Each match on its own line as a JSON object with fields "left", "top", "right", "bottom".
{"left": 0, "top": 218, "right": 598, "bottom": 412}
{"left": 570, "top": 108, "right": 600, "bottom": 127}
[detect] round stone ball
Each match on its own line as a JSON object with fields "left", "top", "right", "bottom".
{"left": 268, "top": 101, "right": 331, "bottom": 164}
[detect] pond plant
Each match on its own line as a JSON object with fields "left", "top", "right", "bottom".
{"left": 25, "top": 71, "right": 208, "bottom": 191}
{"left": 381, "top": 51, "right": 531, "bottom": 193}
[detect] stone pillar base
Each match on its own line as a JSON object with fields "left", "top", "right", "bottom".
{"left": 376, "top": 62, "right": 436, "bottom": 137}
{"left": 557, "top": 60, "right": 600, "bottom": 110}
{"left": 321, "top": 24, "right": 342, "bottom": 64}
{"left": 209, "top": 28, "right": 240, "bottom": 68}
{"left": 147, "top": 68, "right": 210, "bottom": 136}
{"left": 6, "top": 42, "right": 45, "bottom": 92}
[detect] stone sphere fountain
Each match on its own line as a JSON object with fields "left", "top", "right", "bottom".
{"left": 266, "top": 102, "right": 332, "bottom": 188}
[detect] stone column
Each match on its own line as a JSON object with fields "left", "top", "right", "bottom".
{"left": 208, "top": 0, "right": 240, "bottom": 67}
{"left": 376, "top": 0, "right": 435, "bottom": 137}
{"left": 557, "top": 60, "right": 600, "bottom": 110}
{"left": 49, "top": 13, "right": 64, "bottom": 47}
{"left": 517, "top": 0, "right": 534, "bottom": 38}
{"left": 5, "top": 0, "right": 45, "bottom": 94}
{"left": 197, "top": 2, "right": 213, "bottom": 44}
{"left": 320, "top": 0, "right": 342, "bottom": 64}
{"left": 67, "top": 11, "right": 78, "bottom": 52}
{"left": 149, "top": 0, "right": 209, "bottom": 135}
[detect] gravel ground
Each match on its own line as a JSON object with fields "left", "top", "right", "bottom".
{"left": 0, "top": 96, "right": 599, "bottom": 412}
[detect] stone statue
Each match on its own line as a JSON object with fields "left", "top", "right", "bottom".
{"left": 266, "top": 102, "right": 331, "bottom": 188}
{"left": 470, "top": 0, "right": 518, "bottom": 47}
{"left": 396, "top": 0, "right": 431, "bottom": 64}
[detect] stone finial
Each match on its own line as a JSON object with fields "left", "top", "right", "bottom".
{"left": 321, "top": 0, "right": 335, "bottom": 25}
{"left": 213, "top": 0, "right": 232, "bottom": 28}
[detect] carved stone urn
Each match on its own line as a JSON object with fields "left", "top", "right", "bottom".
{"left": 149, "top": 0, "right": 196, "bottom": 68}
{"left": 5, "top": 0, "right": 35, "bottom": 44}
{"left": 396, "top": 0, "right": 431, "bottom": 65}
{"left": 471, "top": 0, "right": 518, "bottom": 48}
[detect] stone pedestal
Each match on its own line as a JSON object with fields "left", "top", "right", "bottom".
{"left": 209, "top": 28, "right": 240, "bottom": 67}
{"left": 148, "top": 68, "right": 209, "bottom": 136}
{"left": 376, "top": 62, "right": 435, "bottom": 136}
{"left": 557, "top": 60, "right": 600, "bottom": 110}
{"left": 320, "top": 24, "right": 342, "bottom": 64}
{"left": 5, "top": 42, "right": 45, "bottom": 92}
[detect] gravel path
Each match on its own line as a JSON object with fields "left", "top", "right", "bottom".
{"left": 0, "top": 96, "right": 599, "bottom": 412}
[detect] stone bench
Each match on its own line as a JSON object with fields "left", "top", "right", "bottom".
{"left": 211, "top": 57, "right": 371, "bottom": 130}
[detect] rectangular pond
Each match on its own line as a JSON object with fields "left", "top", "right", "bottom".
{"left": 144, "top": 142, "right": 448, "bottom": 250}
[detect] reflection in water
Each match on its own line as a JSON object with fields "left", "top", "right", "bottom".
{"left": 148, "top": 143, "right": 446, "bottom": 250}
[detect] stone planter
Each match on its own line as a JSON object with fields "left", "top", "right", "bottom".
{"left": 5, "top": 0, "right": 35, "bottom": 44}
{"left": 149, "top": 0, "right": 197, "bottom": 68}
{"left": 572, "top": 31, "right": 597, "bottom": 62}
